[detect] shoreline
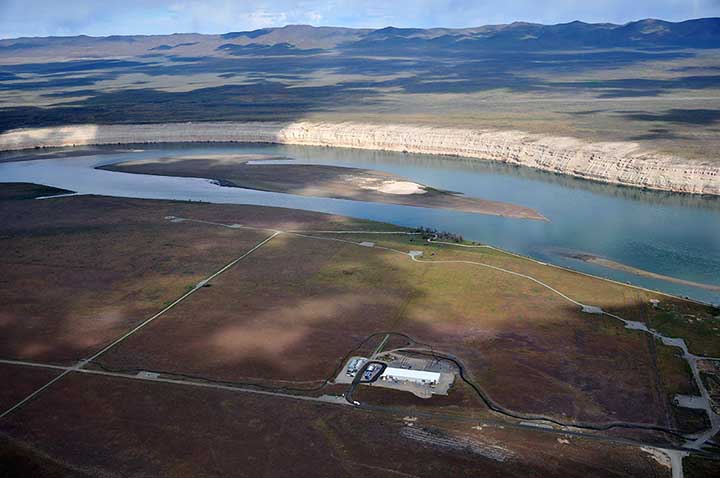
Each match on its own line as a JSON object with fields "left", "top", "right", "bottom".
{"left": 0, "top": 121, "right": 718, "bottom": 196}
{"left": 558, "top": 251, "right": 720, "bottom": 293}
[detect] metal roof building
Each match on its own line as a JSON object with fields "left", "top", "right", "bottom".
{"left": 380, "top": 367, "right": 440, "bottom": 384}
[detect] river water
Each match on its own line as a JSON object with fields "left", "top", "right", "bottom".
{"left": 1, "top": 143, "right": 719, "bottom": 304}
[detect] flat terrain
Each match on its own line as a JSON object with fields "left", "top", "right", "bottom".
{"left": 0, "top": 364, "right": 59, "bottom": 411}
{"left": 49, "top": 202, "right": 705, "bottom": 428}
{"left": 0, "top": 197, "right": 267, "bottom": 364}
{"left": 346, "top": 234, "right": 720, "bottom": 357}
{"left": 0, "top": 183, "right": 72, "bottom": 200}
{"left": 0, "top": 188, "right": 390, "bottom": 364}
{"left": 96, "top": 224, "right": 675, "bottom": 425}
{"left": 0, "top": 373, "right": 671, "bottom": 478}
{"left": 101, "top": 155, "right": 546, "bottom": 219}
{"left": 101, "top": 231, "right": 413, "bottom": 385}
{"left": 1, "top": 188, "right": 718, "bottom": 475}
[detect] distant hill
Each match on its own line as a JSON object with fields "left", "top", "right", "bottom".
{"left": 2, "top": 18, "right": 719, "bottom": 58}
{"left": 0, "top": 17, "right": 719, "bottom": 163}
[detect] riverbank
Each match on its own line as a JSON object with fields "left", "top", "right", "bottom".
{"left": 558, "top": 251, "right": 720, "bottom": 293}
{"left": 1, "top": 121, "right": 718, "bottom": 196}
{"left": 100, "top": 155, "right": 547, "bottom": 220}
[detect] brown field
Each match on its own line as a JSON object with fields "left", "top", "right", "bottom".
{"left": 0, "top": 190, "right": 715, "bottom": 474}
{"left": 0, "top": 438, "right": 89, "bottom": 478}
{"left": 0, "top": 364, "right": 59, "bottom": 411}
{"left": 100, "top": 232, "right": 419, "bottom": 385}
{"left": 101, "top": 156, "right": 546, "bottom": 219}
{"left": 345, "top": 234, "right": 720, "bottom": 356}
{"left": 0, "top": 372, "right": 670, "bottom": 478}
{"left": 0, "top": 191, "right": 394, "bottom": 365}
{"left": 0, "top": 196, "right": 267, "bottom": 364}
{"left": 96, "top": 219, "right": 700, "bottom": 427}
{"left": 683, "top": 455, "right": 720, "bottom": 478}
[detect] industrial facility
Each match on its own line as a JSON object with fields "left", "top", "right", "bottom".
{"left": 379, "top": 367, "right": 441, "bottom": 386}
{"left": 337, "top": 354, "right": 454, "bottom": 399}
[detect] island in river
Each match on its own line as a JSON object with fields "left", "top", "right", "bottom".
{"left": 100, "top": 154, "right": 547, "bottom": 220}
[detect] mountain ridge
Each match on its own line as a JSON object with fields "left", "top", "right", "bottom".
{"left": 2, "top": 17, "right": 719, "bottom": 51}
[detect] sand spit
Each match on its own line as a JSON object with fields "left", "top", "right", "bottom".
{"left": 1, "top": 121, "right": 718, "bottom": 195}
{"left": 101, "top": 159, "right": 546, "bottom": 219}
{"left": 558, "top": 250, "right": 720, "bottom": 292}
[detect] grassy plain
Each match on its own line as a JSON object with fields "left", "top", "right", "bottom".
{"left": 96, "top": 215, "right": 709, "bottom": 428}
{"left": 346, "top": 234, "right": 720, "bottom": 356}
{"left": 0, "top": 364, "right": 59, "bottom": 411}
{"left": 0, "top": 190, "right": 390, "bottom": 364}
{"left": 0, "top": 372, "right": 670, "bottom": 478}
{"left": 0, "top": 190, "right": 716, "bottom": 475}
{"left": 100, "top": 232, "right": 415, "bottom": 385}
{"left": 0, "top": 196, "right": 267, "bottom": 363}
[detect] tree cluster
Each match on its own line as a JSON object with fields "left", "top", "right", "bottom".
{"left": 415, "top": 227, "right": 463, "bottom": 243}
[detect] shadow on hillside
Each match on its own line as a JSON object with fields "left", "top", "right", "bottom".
{"left": 0, "top": 45, "right": 714, "bottom": 132}
{"left": 622, "top": 108, "right": 720, "bottom": 125}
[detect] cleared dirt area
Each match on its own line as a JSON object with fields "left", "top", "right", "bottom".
{"left": 0, "top": 372, "right": 670, "bottom": 478}
{"left": 101, "top": 156, "right": 546, "bottom": 219}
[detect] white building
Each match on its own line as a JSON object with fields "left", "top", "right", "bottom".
{"left": 380, "top": 367, "right": 440, "bottom": 385}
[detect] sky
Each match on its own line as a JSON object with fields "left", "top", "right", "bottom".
{"left": 1, "top": 0, "right": 720, "bottom": 39}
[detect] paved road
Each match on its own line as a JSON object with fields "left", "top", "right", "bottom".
{"left": 0, "top": 356, "right": 698, "bottom": 459}
{"left": 0, "top": 357, "right": 346, "bottom": 406}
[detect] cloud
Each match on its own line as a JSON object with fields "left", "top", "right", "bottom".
{"left": 1, "top": 0, "right": 719, "bottom": 39}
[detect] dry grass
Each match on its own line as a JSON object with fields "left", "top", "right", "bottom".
{"left": 0, "top": 194, "right": 392, "bottom": 364}
{"left": 350, "top": 234, "right": 720, "bottom": 355}
{"left": 0, "top": 372, "right": 669, "bottom": 478}
{"left": 100, "top": 221, "right": 699, "bottom": 427}
{"left": 0, "top": 194, "right": 710, "bottom": 435}
{"left": 0, "top": 364, "right": 59, "bottom": 411}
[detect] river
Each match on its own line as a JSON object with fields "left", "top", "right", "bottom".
{"left": 1, "top": 143, "right": 719, "bottom": 304}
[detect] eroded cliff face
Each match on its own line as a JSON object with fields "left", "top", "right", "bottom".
{"left": 1, "top": 122, "right": 718, "bottom": 195}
